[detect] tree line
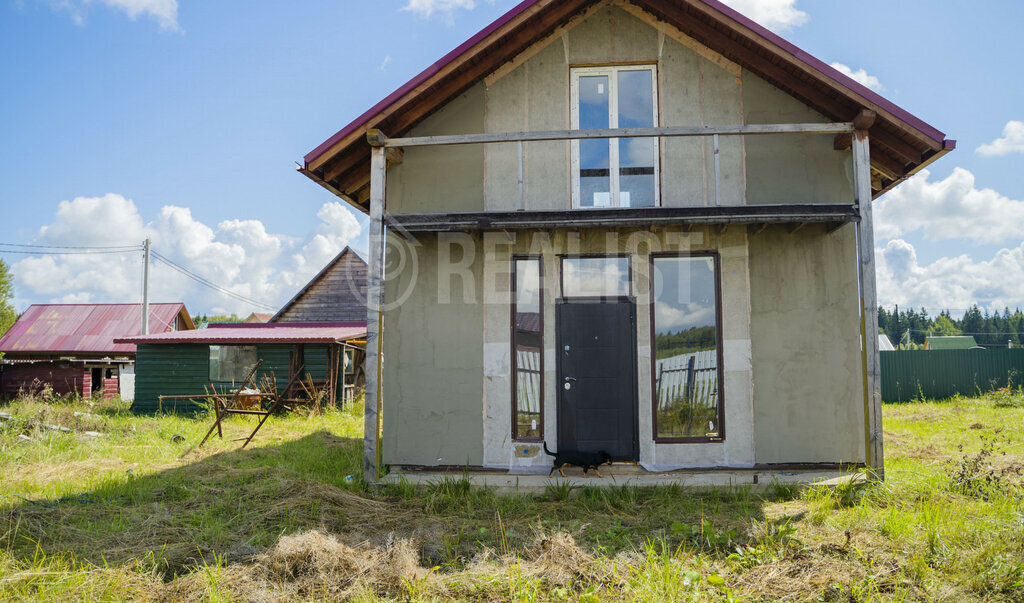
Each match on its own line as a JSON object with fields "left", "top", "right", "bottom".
{"left": 654, "top": 325, "right": 717, "bottom": 359}
{"left": 878, "top": 305, "right": 1024, "bottom": 349}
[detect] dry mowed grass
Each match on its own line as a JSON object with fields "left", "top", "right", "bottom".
{"left": 1, "top": 391, "right": 1023, "bottom": 601}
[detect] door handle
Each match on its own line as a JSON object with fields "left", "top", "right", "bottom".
{"left": 564, "top": 377, "right": 576, "bottom": 382}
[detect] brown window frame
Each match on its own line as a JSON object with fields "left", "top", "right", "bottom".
{"left": 511, "top": 255, "right": 544, "bottom": 442}
{"left": 649, "top": 251, "right": 726, "bottom": 444}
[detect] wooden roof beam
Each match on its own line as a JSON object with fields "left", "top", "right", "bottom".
{"left": 871, "top": 151, "right": 907, "bottom": 182}
{"left": 853, "top": 109, "right": 877, "bottom": 131}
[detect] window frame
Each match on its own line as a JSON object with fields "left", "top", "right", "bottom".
{"left": 648, "top": 251, "right": 726, "bottom": 443}
{"left": 570, "top": 64, "right": 661, "bottom": 209}
{"left": 511, "top": 255, "right": 544, "bottom": 442}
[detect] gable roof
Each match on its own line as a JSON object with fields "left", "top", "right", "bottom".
{"left": 0, "top": 303, "right": 194, "bottom": 358}
{"left": 301, "top": 0, "right": 953, "bottom": 210}
{"left": 925, "top": 336, "right": 979, "bottom": 350}
{"left": 269, "top": 247, "right": 367, "bottom": 323}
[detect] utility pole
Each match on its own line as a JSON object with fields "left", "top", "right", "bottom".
{"left": 142, "top": 238, "right": 151, "bottom": 335}
{"left": 894, "top": 304, "right": 900, "bottom": 350}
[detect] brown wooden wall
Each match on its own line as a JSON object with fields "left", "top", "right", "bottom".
{"left": 274, "top": 251, "right": 368, "bottom": 323}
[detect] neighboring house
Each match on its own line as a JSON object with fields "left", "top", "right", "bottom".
{"left": 117, "top": 323, "right": 367, "bottom": 413}
{"left": 300, "top": 0, "right": 954, "bottom": 484}
{"left": 244, "top": 313, "right": 273, "bottom": 323}
{"left": 878, "top": 335, "right": 895, "bottom": 352}
{"left": 121, "top": 249, "right": 369, "bottom": 412}
{"left": 270, "top": 247, "right": 367, "bottom": 323}
{"left": 925, "top": 336, "right": 978, "bottom": 351}
{"left": 0, "top": 303, "right": 193, "bottom": 400}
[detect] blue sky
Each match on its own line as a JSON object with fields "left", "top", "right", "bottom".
{"left": 1, "top": 0, "right": 1023, "bottom": 317}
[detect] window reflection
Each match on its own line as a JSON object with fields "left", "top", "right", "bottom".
{"left": 514, "top": 259, "right": 542, "bottom": 440}
{"left": 561, "top": 257, "right": 630, "bottom": 298}
{"left": 617, "top": 69, "right": 656, "bottom": 207}
{"left": 651, "top": 256, "right": 721, "bottom": 439}
{"left": 578, "top": 75, "right": 610, "bottom": 208}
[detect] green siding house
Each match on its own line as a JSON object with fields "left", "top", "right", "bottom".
{"left": 118, "top": 324, "right": 366, "bottom": 413}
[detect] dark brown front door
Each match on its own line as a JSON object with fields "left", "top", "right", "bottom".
{"left": 555, "top": 298, "right": 638, "bottom": 461}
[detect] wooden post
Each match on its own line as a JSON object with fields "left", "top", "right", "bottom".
{"left": 364, "top": 140, "right": 387, "bottom": 482}
{"left": 852, "top": 127, "right": 884, "bottom": 478}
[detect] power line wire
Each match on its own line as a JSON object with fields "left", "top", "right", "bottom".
{"left": 0, "top": 249, "right": 141, "bottom": 256}
{"left": 0, "top": 242, "right": 141, "bottom": 250}
{"left": 150, "top": 250, "right": 276, "bottom": 311}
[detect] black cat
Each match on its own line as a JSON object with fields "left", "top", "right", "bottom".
{"left": 543, "top": 442, "right": 612, "bottom": 478}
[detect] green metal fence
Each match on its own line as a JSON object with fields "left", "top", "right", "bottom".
{"left": 880, "top": 349, "right": 1024, "bottom": 402}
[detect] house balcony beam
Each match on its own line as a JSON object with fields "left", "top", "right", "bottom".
{"left": 384, "top": 204, "right": 859, "bottom": 233}
{"left": 377, "top": 122, "right": 855, "bottom": 149}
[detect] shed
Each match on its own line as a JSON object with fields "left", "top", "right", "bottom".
{"left": 117, "top": 323, "right": 367, "bottom": 413}
{"left": 0, "top": 303, "right": 193, "bottom": 400}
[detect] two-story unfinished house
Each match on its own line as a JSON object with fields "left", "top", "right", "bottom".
{"left": 300, "top": 0, "right": 954, "bottom": 485}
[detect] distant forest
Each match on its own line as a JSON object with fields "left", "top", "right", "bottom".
{"left": 654, "top": 325, "right": 717, "bottom": 359}
{"left": 878, "top": 305, "right": 1024, "bottom": 349}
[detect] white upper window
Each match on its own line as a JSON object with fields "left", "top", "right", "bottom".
{"left": 571, "top": 65, "right": 660, "bottom": 209}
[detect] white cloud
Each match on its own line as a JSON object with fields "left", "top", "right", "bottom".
{"left": 37, "top": 0, "right": 179, "bottom": 31}
{"left": 11, "top": 194, "right": 364, "bottom": 316}
{"left": 976, "top": 120, "right": 1024, "bottom": 157}
{"left": 719, "top": 0, "right": 808, "bottom": 32}
{"left": 873, "top": 168, "right": 1024, "bottom": 245}
{"left": 380, "top": 55, "right": 392, "bottom": 72}
{"left": 829, "top": 62, "right": 883, "bottom": 92}
{"left": 876, "top": 238, "right": 1024, "bottom": 315}
{"left": 654, "top": 301, "right": 714, "bottom": 332}
{"left": 403, "top": 0, "right": 476, "bottom": 19}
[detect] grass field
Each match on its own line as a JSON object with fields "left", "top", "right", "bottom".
{"left": 1, "top": 390, "right": 1023, "bottom": 601}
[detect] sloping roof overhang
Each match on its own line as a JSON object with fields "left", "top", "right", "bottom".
{"left": 302, "top": 0, "right": 954, "bottom": 210}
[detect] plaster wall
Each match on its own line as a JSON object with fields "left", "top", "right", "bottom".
{"left": 748, "top": 224, "right": 865, "bottom": 463}
{"left": 381, "top": 231, "right": 485, "bottom": 466}
{"left": 741, "top": 72, "right": 855, "bottom": 205}
{"left": 385, "top": 83, "right": 486, "bottom": 215}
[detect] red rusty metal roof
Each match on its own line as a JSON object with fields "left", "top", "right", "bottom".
{"left": 115, "top": 322, "right": 367, "bottom": 345}
{"left": 0, "top": 303, "right": 192, "bottom": 358}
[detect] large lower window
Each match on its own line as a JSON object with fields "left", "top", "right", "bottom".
{"left": 571, "top": 65, "right": 659, "bottom": 208}
{"left": 209, "top": 345, "right": 258, "bottom": 383}
{"left": 512, "top": 258, "right": 543, "bottom": 440}
{"left": 650, "top": 254, "right": 723, "bottom": 441}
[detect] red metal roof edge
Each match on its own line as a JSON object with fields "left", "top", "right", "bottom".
{"left": 115, "top": 325, "right": 367, "bottom": 345}
{"left": 304, "top": 0, "right": 949, "bottom": 168}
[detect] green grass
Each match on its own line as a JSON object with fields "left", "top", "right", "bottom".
{"left": 0, "top": 393, "right": 1022, "bottom": 601}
